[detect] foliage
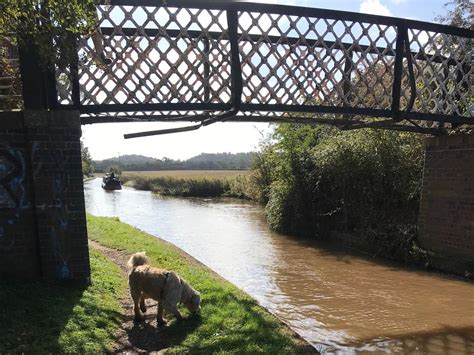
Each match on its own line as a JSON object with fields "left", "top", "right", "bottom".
{"left": 0, "top": 42, "right": 22, "bottom": 110}
{"left": 106, "top": 164, "right": 122, "bottom": 175}
{"left": 81, "top": 141, "right": 94, "bottom": 177}
{"left": 94, "top": 153, "right": 255, "bottom": 172}
{"left": 227, "top": 172, "right": 262, "bottom": 201}
{"left": 435, "top": 0, "right": 473, "bottom": 132}
{"left": 436, "top": 0, "right": 473, "bottom": 29}
{"left": 0, "top": 0, "right": 100, "bottom": 69}
{"left": 125, "top": 175, "right": 229, "bottom": 198}
{"left": 254, "top": 125, "right": 424, "bottom": 242}
{"left": 0, "top": 248, "right": 125, "bottom": 353}
{"left": 186, "top": 152, "right": 254, "bottom": 170}
{"left": 123, "top": 170, "right": 249, "bottom": 179}
{"left": 87, "top": 215, "right": 312, "bottom": 354}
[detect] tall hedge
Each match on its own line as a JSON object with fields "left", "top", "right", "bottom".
{"left": 254, "top": 125, "right": 424, "bottom": 240}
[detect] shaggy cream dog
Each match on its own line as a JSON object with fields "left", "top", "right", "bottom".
{"left": 128, "top": 252, "right": 201, "bottom": 325}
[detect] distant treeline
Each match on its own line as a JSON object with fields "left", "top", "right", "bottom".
{"left": 93, "top": 152, "right": 254, "bottom": 172}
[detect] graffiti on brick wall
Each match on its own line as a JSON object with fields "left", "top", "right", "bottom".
{"left": 0, "top": 156, "right": 17, "bottom": 208}
{"left": 0, "top": 141, "right": 29, "bottom": 252}
{"left": 32, "top": 142, "right": 71, "bottom": 279}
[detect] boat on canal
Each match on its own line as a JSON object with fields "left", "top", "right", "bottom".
{"left": 102, "top": 172, "right": 122, "bottom": 190}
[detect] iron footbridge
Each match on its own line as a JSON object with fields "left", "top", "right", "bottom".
{"left": 17, "top": 0, "right": 474, "bottom": 136}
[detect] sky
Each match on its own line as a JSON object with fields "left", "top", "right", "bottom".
{"left": 82, "top": 0, "right": 450, "bottom": 161}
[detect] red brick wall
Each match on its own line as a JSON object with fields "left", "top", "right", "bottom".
{"left": 418, "top": 134, "right": 474, "bottom": 262}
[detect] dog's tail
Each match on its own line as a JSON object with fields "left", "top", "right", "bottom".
{"left": 127, "top": 252, "right": 149, "bottom": 269}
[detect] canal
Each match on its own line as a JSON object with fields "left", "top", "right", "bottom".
{"left": 85, "top": 178, "right": 474, "bottom": 354}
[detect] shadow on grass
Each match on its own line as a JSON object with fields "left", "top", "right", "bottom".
{"left": 0, "top": 280, "right": 122, "bottom": 353}
{"left": 122, "top": 291, "right": 314, "bottom": 354}
{"left": 151, "top": 292, "right": 313, "bottom": 354}
{"left": 124, "top": 311, "right": 202, "bottom": 352}
{"left": 0, "top": 281, "right": 82, "bottom": 352}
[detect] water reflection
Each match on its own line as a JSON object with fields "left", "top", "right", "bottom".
{"left": 85, "top": 179, "right": 474, "bottom": 353}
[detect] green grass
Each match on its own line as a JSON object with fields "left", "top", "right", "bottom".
{"left": 87, "top": 215, "right": 312, "bottom": 354}
{"left": 0, "top": 249, "right": 126, "bottom": 353}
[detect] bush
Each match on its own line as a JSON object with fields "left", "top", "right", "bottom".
{"left": 254, "top": 125, "right": 424, "bottom": 244}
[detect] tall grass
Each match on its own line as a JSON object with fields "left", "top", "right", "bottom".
{"left": 122, "top": 173, "right": 259, "bottom": 200}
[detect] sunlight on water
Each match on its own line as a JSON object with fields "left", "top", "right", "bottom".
{"left": 85, "top": 179, "right": 474, "bottom": 354}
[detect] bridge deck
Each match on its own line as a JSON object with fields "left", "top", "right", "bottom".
{"left": 28, "top": 1, "right": 474, "bottom": 133}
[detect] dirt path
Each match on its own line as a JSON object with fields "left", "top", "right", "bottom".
{"left": 89, "top": 240, "right": 168, "bottom": 354}
{"left": 90, "top": 239, "right": 315, "bottom": 354}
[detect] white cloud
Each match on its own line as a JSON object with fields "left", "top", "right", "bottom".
{"left": 391, "top": 0, "right": 407, "bottom": 4}
{"left": 360, "top": 0, "right": 393, "bottom": 17}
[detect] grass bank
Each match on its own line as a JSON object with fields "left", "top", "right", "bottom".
{"left": 87, "top": 215, "right": 313, "bottom": 353}
{"left": 0, "top": 249, "right": 125, "bottom": 353}
{"left": 122, "top": 170, "right": 259, "bottom": 200}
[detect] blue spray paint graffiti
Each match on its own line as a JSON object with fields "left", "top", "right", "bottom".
{"left": 31, "top": 142, "right": 71, "bottom": 279}
{"left": 0, "top": 141, "right": 29, "bottom": 252}
{"left": 0, "top": 156, "right": 16, "bottom": 208}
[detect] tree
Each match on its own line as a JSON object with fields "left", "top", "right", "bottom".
{"left": 436, "top": 0, "right": 473, "bottom": 29}
{"left": 254, "top": 124, "right": 424, "bottom": 240}
{"left": 0, "top": 0, "right": 100, "bottom": 69}
{"left": 0, "top": 43, "right": 21, "bottom": 110}
{"left": 1, "top": 1, "right": 108, "bottom": 111}
{"left": 81, "top": 141, "right": 94, "bottom": 177}
{"left": 435, "top": 0, "right": 473, "bottom": 130}
{"left": 106, "top": 165, "right": 122, "bottom": 175}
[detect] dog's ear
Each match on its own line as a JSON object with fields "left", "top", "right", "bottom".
{"left": 128, "top": 252, "right": 149, "bottom": 268}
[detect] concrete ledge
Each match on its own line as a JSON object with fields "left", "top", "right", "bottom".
{"left": 425, "top": 133, "right": 474, "bottom": 150}
{"left": 23, "top": 110, "right": 81, "bottom": 129}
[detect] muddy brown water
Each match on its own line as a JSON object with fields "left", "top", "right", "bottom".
{"left": 85, "top": 179, "right": 474, "bottom": 354}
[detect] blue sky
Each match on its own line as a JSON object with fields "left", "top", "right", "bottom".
{"left": 82, "top": 0, "right": 451, "bottom": 161}
{"left": 272, "top": 0, "right": 447, "bottom": 22}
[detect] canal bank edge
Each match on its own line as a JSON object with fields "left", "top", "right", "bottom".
{"left": 329, "top": 231, "right": 473, "bottom": 280}
{"left": 86, "top": 214, "right": 317, "bottom": 353}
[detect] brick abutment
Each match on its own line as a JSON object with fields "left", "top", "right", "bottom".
{"left": 0, "top": 110, "right": 90, "bottom": 283}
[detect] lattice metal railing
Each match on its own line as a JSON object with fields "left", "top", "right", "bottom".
{"left": 39, "top": 1, "right": 474, "bottom": 134}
